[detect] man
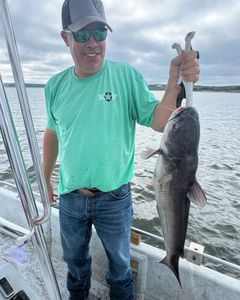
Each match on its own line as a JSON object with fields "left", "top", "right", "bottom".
{"left": 43, "top": 0, "right": 200, "bottom": 299}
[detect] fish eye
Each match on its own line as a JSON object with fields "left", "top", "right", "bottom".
{"left": 173, "top": 123, "right": 179, "bottom": 130}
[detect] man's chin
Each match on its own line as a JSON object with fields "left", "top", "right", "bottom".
{"left": 75, "top": 63, "right": 103, "bottom": 78}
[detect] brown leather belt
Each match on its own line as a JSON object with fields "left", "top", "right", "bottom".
{"left": 75, "top": 188, "right": 104, "bottom": 197}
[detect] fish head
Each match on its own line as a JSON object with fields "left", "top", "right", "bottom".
{"left": 161, "top": 106, "right": 200, "bottom": 160}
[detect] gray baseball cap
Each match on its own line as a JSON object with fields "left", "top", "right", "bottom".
{"left": 62, "top": 0, "right": 112, "bottom": 32}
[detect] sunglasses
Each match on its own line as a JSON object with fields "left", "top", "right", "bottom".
{"left": 69, "top": 27, "right": 108, "bottom": 43}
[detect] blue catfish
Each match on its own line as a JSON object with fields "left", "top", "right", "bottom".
{"left": 144, "top": 106, "right": 207, "bottom": 286}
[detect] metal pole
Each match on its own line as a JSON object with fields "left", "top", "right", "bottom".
{"left": 0, "top": 0, "right": 51, "bottom": 226}
{"left": 0, "top": 217, "right": 29, "bottom": 239}
{"left": 0, "top": 0, "right": 62, "bottom": 298}
{"left": 0, "top": 76, "right": 62, "bottom": 300}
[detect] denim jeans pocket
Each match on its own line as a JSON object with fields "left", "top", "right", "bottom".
{"left": 110, "top": 182, "right": 131, "bottom": 200}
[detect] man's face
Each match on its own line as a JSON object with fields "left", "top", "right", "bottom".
{"left": 62, "top": 22, "right": 107, "bottom": 78}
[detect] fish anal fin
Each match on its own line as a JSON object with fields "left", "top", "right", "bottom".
{"left": 187, "top": 180, "right": 207, "bottom": 208}
{"left": 140, "top": 147, "right": 162, "bottom": 160}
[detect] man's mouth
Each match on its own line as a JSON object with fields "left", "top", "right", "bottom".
{"left": 85, "top": 53, "right": 98, "bottom": 57}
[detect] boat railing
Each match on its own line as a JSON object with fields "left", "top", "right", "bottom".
{"left": 0, "top": 0, "right": 62, "bottom": 299}
{"left": 131, "top": 226, "right": 240, "bottom": 274}
{"left": 0, "top": 0, "right": 50, "bottom": 226}
{"left": 1, "top": 179, "right": 240, "bottom": 276}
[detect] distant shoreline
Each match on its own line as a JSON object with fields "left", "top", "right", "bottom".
{"left": 148, "top": 84, "right": 240, "bottom": 93}
{"left": 3, "top": 83, "right": 240, "bottom": 93}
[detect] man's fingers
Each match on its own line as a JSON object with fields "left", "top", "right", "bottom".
{"left": 49, "top": 192, "right": 58, "bottom": 203}
{"left": 180, "top": 51, "right": 200, "bottom": 82}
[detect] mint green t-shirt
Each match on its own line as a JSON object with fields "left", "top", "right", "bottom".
{"left": 45, "top": 60, "right": 159, "bottom": 194}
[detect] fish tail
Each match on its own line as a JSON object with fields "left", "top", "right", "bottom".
{"left": 160, "top": 255, "right": 182, "bottom": 288}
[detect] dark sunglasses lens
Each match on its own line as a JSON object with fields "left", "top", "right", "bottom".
{"left": 73, "top": 30, "right": 90, "bottom": 42}
{"left": 73, "top": 28, "right": 107, "bottom": 43}
{"left": 93, "top": 28, "right": 107, "bottom": 41}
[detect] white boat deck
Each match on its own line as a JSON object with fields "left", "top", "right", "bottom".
{"left": 0, "top": 232, "right": 109, "bottom": 299}
{"left": 1, "top": 187, "right": 240, "bottom": 300}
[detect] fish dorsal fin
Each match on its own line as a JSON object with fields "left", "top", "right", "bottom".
{"left": 187, "top": 180, "right": 207, "bottom": 208}
{"left": 141, "top": 147, "right": 163, "bottom": 160}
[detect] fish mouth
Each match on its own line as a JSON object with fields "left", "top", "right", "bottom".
{"left": 167, "top": 107, "right": 185, "bottom": 123}
{"left": 167, "top": 106, "right": 198, "bottom": 124}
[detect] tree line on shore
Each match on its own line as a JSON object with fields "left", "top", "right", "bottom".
{"left": 4, "top": 82, "right": 240, "bottom": 93}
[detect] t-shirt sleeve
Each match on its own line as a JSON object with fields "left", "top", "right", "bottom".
{"left": 130, "top": 69, "right": 159, "bottom": 127}
{"left": 44, "top": 82, "right": 56, "bottom": 131}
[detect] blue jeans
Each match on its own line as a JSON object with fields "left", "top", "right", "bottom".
{"left": 59, "top": 183, "right": 133, "bottom": 300}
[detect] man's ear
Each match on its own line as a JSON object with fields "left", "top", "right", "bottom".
{"left": 61, "top": 31, "right": 69, "bottom": 47}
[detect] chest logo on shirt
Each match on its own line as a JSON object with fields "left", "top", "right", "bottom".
{"left": 99, "top": 92, "right": 118, "bottom": 102}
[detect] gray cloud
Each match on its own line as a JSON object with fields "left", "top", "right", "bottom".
{"left": 0, "top": 0, "right": 239, "bottom": 85}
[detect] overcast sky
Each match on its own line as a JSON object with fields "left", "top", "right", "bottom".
{"left": 0, "top": 0, "right": 240, "bottom": 86}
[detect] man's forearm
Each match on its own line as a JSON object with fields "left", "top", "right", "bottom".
{"left": 43, "top": 129, "right": 58, "bottom": 182}
{"left": 151, "top": 82, "right": 179, "bottom": 132}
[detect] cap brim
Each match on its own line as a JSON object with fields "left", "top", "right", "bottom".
{"left": 68, "top": 16, "right": 112, "bottom": 32}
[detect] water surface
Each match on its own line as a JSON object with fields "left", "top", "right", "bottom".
{"left": 0, "top": 88, "right": 239, "bottom": 278}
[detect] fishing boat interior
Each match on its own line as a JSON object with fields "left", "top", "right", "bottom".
{"left": 0, "top": 0, "right": 240, "bottom": 299}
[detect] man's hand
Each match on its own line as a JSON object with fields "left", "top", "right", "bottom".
{"left": 169, "top": 50, "right": 200, "bottom": 87}
{"left": 43, "top": 128, "right": 59, "bottom": 203}
{"left": 151, "top": 50, "right": 200, "bottom": 132}
{"left": 46, "top": 181, "right": 58, "bottom": 203}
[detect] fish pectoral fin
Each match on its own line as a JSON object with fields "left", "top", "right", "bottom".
{"left": 160, "top": 173, "right": 173, "bottom": 185}
{"left": 187, "top": 180, "right": 207, "bottom": 208}
{"left": 140, "top": 147, "right": 162, "bottom": 160}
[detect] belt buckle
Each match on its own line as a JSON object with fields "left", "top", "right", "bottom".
{"left": 79, "top": 188, "right": 95, "bottom": 197}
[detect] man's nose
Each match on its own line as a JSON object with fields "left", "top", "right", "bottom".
{"left": 86, "top": 35, "right": 98, "bottom": 45}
